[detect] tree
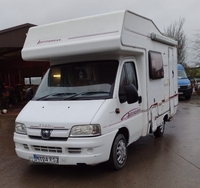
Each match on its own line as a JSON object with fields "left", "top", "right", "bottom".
{"left": 186, "top": 67, "right": 200, "bottom": 78}
{"left": 164, "top": 18, "right": 187, "bottom": 66}
{"left": 192, "top": 31, "right": 200, "bottom": 67}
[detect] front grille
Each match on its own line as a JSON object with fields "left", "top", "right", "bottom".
{"left": 29, "top": 136, "right": 68, "bottom": 141}
{"left": 179, "top": 86, "right": 189, "bottom": 89}
{"left": 32, "top": 145, "right": 62, "bottom": 153}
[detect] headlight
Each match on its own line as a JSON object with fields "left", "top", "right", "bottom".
{"left": 15, "top": 122, "right": 27, "bottom": 135}
{"left": 70, "top": 124, "right": 101, "bottom": 137}
{"left": 187, "top": 84, "right": 192, "bottom": 89}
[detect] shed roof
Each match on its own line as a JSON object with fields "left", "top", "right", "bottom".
{"left": 0, "top": 23, "right": 35, "bottom": 62}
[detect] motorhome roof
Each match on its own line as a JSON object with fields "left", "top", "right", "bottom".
{"left": 22, "top": 10, "right": 177, "bottom": 61}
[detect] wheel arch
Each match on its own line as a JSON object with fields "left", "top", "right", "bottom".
{"left": 163, "top": 114, "right": 168, "bottom": 123}
{"left": 117, "top": 127, "right": 129, "bottom": 144}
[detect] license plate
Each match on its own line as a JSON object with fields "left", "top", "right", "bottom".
{"left": 178, "top": 92, "right": 183, "bottom": 94}
{"left": 33, "top": 154, "right": 59, "bottom": 164}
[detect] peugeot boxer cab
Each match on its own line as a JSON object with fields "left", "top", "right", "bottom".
{"left": 177, "top": 64, "right": 192, "bottom": 100}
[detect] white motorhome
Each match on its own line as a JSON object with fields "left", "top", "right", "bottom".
{"left": 14, "top": 10, "right": 178, "bottom": 170}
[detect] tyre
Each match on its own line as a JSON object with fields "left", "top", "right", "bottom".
{"left": 154, "top": 120, "right": 165, "bottom": 137}
{"left": 108, "top": 134, "right": 127, "bottom": 170}
{"left": 185, "top": 95, "right": 191, "bottom": 100}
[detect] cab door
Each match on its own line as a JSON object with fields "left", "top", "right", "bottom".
{"left": 117, "top": 60, "right": 143, "bottom": 144}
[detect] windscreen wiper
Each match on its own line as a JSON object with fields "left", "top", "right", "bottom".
{"left": 64, "top": 91, "right": 111, "bottom": 100}
{"left": 36, "top": 93, "right": 76, "bottom": 101}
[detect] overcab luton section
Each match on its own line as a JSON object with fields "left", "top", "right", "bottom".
{"left": 14, "top": 10, "right": 178, "bottom": 170}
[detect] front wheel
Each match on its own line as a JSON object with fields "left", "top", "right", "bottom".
{"left": 108, "top": 134, "right": 127, "bottom": 170}
{"left": 154, "top": 120, "right": 165, "bottom": 137}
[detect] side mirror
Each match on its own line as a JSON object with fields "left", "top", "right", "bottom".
{"left": 125, "top": 84, "right": 139, "bottom": 104}
{"left": 26, "top": 88, "right": 34, "bottom": 102}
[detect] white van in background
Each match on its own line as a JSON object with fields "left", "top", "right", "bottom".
{"left": 13, "top": 10, "right": 178, "bottom": 170}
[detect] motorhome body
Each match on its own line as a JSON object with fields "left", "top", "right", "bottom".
{"left": 14, "top": 10, "right": 178, "bottom": 170}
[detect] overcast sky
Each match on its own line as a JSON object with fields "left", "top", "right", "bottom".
{"left": 1, "top": 0, "right": 199, "bottom": 64}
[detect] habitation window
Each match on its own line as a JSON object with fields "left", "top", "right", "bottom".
{"left": 149, "top": 51, "right": 164, "bottom": 79}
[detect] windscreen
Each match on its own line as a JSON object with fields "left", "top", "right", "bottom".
{"left": 178, "top": 70, "right": 188, "bottom": 79}
{"left": 33, "top": 60, "right": 119, "bottom": 101}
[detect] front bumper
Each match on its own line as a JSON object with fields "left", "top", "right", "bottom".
{"left": 178, "top": 87, "right": 193, "bottom": 97}
{"left": 13, "top": 131, "right": 117, "bottom": 165}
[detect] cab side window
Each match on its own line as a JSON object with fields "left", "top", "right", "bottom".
{"left": 119, "top": 62, "right": 138, "bottom": 103}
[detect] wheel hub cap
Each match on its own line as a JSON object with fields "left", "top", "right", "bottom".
{"left": 116, "top": 140, "right": 126, "bottom": 164}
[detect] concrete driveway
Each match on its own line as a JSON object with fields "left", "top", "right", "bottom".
{"left": 0, "top": 97, "right": 200, "bottom": 188}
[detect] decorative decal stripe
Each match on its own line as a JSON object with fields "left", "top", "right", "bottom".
{"left": 102, "top": 121, "right": 121, "bottom": 129}
{"left": 124, "top": 27, "right": 149, "bottom": 38}
{"left": 69, "top": 30, "right": 119, "bottom": 40}
{"left": 102, "top": 108, "right": 142, "bottom": 129}
{"left": 149, "top": 93, "right": 178, "bottom": 109}
{"left": 169, "top": 93, "right": 178, "bottom": 99}
{"left": 103, "top": 93, "right": 178, "bottom": 128}
{"left": 121, "top": 108, "right": 141, "bottom": 121}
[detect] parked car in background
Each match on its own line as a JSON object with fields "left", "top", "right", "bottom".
{"left": 194, "top": 78, "right": 200, "bottom": 91}
{"left": 177, "top": 64, "right": 193, "bottom": 100}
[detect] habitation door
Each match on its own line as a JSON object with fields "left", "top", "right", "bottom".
{"left": 117, "top": 60, "right": 143, "bottom": 144}
{"left": 168, "top": 47, "right": 175, "bottom": 115}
